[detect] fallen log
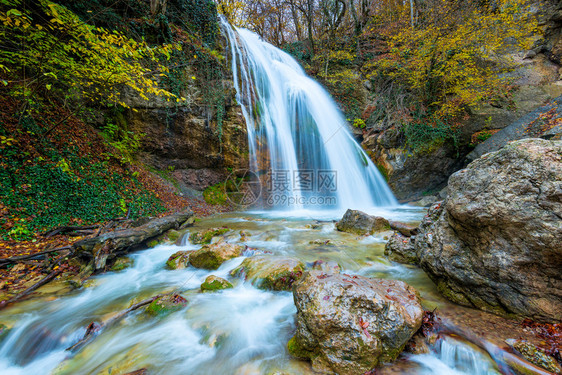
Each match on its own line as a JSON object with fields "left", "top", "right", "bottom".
{"left": 74, "top": 210, "right": 193, "bottom": 270}
{"left": 0, "top": 246, "right": 72, "bottom": 267}
{"left": 66, "top": 295, "right": 162, "bottom": 353}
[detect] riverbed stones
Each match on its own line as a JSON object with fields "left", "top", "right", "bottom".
{"left": 189, "top": 242, "right": 243, "bottom": 270}
{"left": 231, "top": 256, "right": 305, "bottom": 291}
{"left": 166, "top": 251, "right": 194, "bottom": 270}
{"left": 189, "top": 227, "right": 230, "bottom": 245}
{"left": 415, "top": 139, "right": 562, "bottom": 322}
{"left": 200, "top": 275, "right": 233, "bottom": 292}
{"left": 506, "top": 339, "right": 562, "bottom": 374}
{"left": 289, "top": 271, "right": 423, "bottom": 374}
{"left": 336, "top": 209, "right": 390, "bottom": 235}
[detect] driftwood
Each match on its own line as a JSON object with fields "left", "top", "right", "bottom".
{"left": 438, "top": 319, "right": 557, "bottom": 375}
{"left": 0, "top": 268, "right": 63, "bottom": 310}
{"left": 66, "top": 295, "right": 162, "bottom": 353}
{"left": 0, "top": 246, "right": 72, "bottom": 267}
{"left": 75, "top": 210, "right": 193, "bottom": 270}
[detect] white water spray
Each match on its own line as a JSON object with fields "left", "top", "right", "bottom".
{"left": 221, "top": 19, "right": 397, "bottom": 210}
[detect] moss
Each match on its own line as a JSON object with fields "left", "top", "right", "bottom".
{"left": 376, "top": 164, "right": 390, "bottom": 181}
{"left": 287, "top": 336, "right": 317, "bottom": 360}
{"left": 189, "top": 252, "right": 221, "bottom": 270}
{"left": 0, "top": 324, "right": 9, "bottom": 342}
{"left": 203, "top": 183, "right": 227, "bottom": 205}
{"left": 166, "top": 251, "right": 192, "bottom": 270}
{"left": 200, "top": 276, "right": 233, "bottom": 292}
{"left": 145, "top": 294, "right": 187, "bottom": 317}
{"left": 146, "top": 239, "right": 160, "bottom": 248}
{"left": 110, "top": 257, "right": 133, "bottom": 271}
{"left": 189, "top": 227, "right": 229, "bottom": 244}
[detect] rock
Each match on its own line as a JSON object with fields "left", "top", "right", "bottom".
{"left": 123, "top": 370, "right": 148, "bottom": 375}
{"left": 308, "top": 239, "right": 343, "bottom": 246}
{"left": 110, "top": 257, "right": 134, "bottom": 271}
{"left": 145, "top": 294, "right": 187, "bottom": 316}
{"left": 405, "top": 333, "right": 431, "bottom": 355}
{"left": 166, "top": 251, "right": 194, "bottom": 270}
{"left": 408, "top": 195, "right": 437, "bottom": 207}
{"left": 289, "top": 271, "right": 423, "bottom": 374}
{"left": 388, "top": 221, "right": 418, "bottom": 237}
{"left": 0, "top": 323, "right": 9, "bottom": 342}
{"left": 231, "top": 256, "right": 305, "bottom": 291}
{"left": 336, "top": 209, "right": 390, "bottom": 235}
{"left": 310, "top": 260, "right": 342, "bottom": 274}
{"left": 506, "top": 339, "right": 562, "bottom": 374}
{"left": 189, "top": 227, "right": 230, "bottom": 244}
{"left": 384, "top": 233, "right": 418, "bottom": 264}
{"left": 416, "top": 139, "right": 562, "bottom": 322}
{"left": 189, "top": 242, "right": 243, "bottom": 270}
{"left": 200, "top": 275, "right": 233, "bottom": 292}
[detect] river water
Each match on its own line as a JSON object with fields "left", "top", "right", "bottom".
{"left": 0, "top": 208, "right": 502, "bottom": 375}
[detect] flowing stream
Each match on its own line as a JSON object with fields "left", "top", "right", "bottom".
{"left": 0, "top": 210, "right": 502, "bottom": 375}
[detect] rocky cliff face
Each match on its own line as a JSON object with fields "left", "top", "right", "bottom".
{"left": 120, "top": 64, "right": 249, "bottom": 195}
{"left": 408, "top": 139, "right": 562, "bottom": 322}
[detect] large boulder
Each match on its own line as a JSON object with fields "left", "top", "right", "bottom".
{"left": 336, "top": 209, "right": 390, "bottom": 235}
{"left": 289, "top": 271, "right": 423, "bottom": 374}
{"left": 189, "top": 242, "right": 244, "bottom": 270}
{"left": 231, "top": 256, "right": 305, "bottom": 291}
{"left": 415, "top": 139, "right": 562, "bottom": 322}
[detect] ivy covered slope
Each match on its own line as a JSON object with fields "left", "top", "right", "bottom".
{"left": 0, "top": 0, "right": 246, "bottom": 242}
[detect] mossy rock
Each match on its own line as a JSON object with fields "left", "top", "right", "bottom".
{"left": 231, "top": 256, "right": 305, "bottom": 291}
{"left": 507, "top": 340, "right": 562, "bottom": 373}
{"left": 166, "top": 251, "right": 194, "bottom": 270}
{"left": 189, "top": 227, "right": 230, "bottom": 245}
{"left": 147, "top": 229, "right": 183, "bottom": 248}
{"left": 189, "top": 242, "right": 243, "bottom": 270}
{"left": 200, "top": 275, "right": 233, "bottom": 292}
{"left": 110, "top": 257, "right": 134, "bottom": 271}
{"left": 287, "top": 336, "right": 317, "bottom": 360}
{"left": 0, "top": 324, "right": 10, "bottom": 342}
{"left": 145, "top": 294, "right": 187, "bottom": 317}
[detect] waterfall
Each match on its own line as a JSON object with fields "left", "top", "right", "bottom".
{"left": 221, "top": 19, "right": 397, "bottom": 210}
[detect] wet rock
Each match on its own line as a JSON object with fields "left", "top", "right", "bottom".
{"left": 189, "top": 242, "right": 243, "bottom": 270}
{"left": 189, "top": 227, "right": 230, "bottom": 244}
{"left": 384, "top": 233, "right": 418, "bottom": 264}
{"left": 408, "top": 195, "right": 437, "bottom": 207}
{"left": 416, "top": 139, "right": 562, "bottom": 322}
{"left": 310, "top": 259, "right": 342, "bottom": 274}
{"left": 405, "top": 333, "right": 431, "bottom": 355}
{"left": 388, "top": 221, "right": 418, "bottom": 237}
{"left": 200, "top": 275, "right": 233, "bottom": 292}
{"left": 289, "top": 271, "right": 423, "bottom": 374}
{"left": 336, "top": 209, "right": 390, "bottom": 235}
{"left": 148, "top": 229, "right": 183, "bottom": 248}
{"left": 145, "top": 294, "right": 187, "bottom": 316}
{"left": 308, "top": 239, "right": 343, "bottom": 246}
{"left": 110, "top": 257, "right": 134, "bottom": 271}
{"left": 0, "top": 323, "right": 9, "bottom": 342}
{"left": 166, "top": 251, "right": 194, "bottom": 270}
{"left": 506, "top": 339, "right": 562, "bottom": 374}
{"left": 123, "top": 370, "right": 148, "bottom": 375}
{"left": 231, "top": 256, "right": 305, "bottom": 291}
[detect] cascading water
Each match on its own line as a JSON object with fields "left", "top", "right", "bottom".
{"left": 221, "top": 19, "right": 397, "bottom": 210}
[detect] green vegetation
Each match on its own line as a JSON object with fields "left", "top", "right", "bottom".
{"left": 203, "top": 183, "right": 228, "bottom": 205}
